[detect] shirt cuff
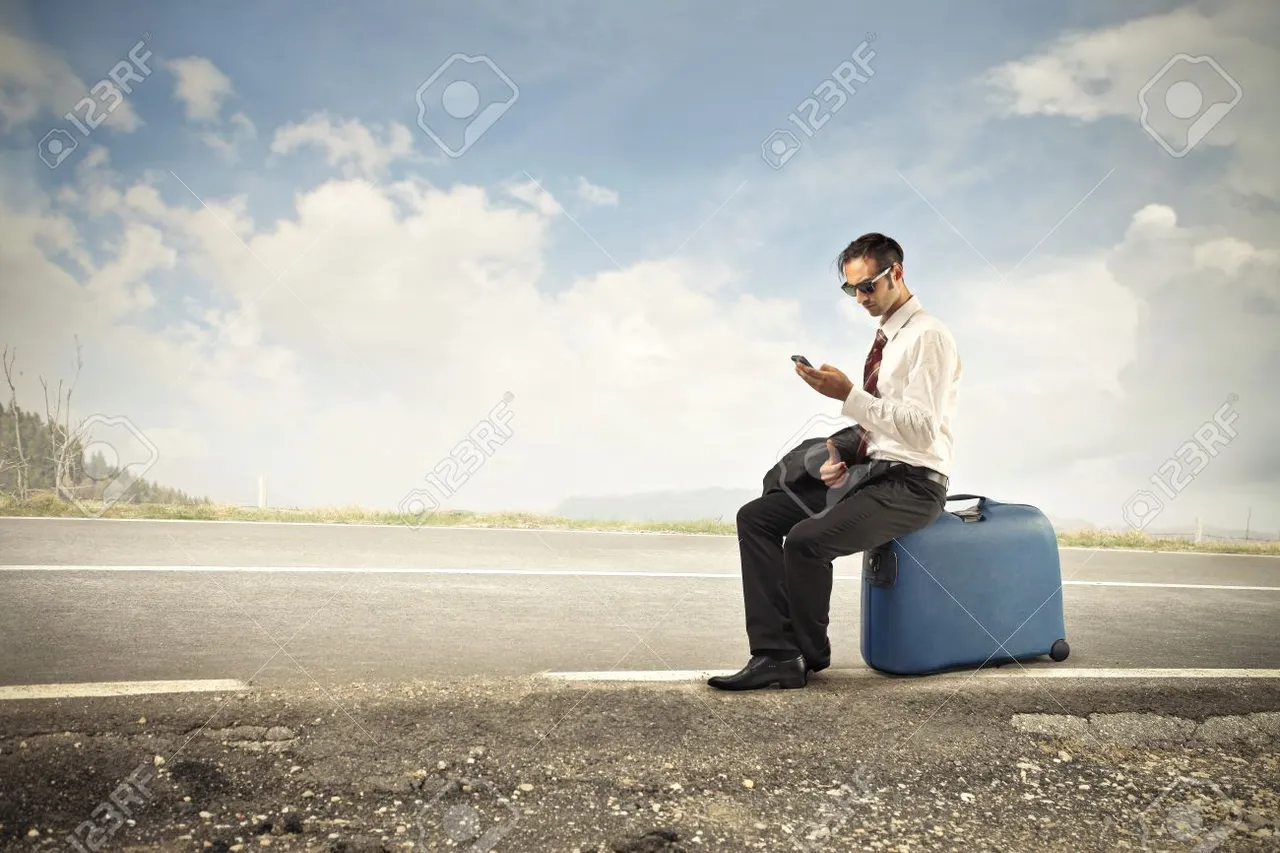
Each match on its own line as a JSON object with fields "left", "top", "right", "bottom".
{"left": 841, "top": 386, "right": 876, "bottom": 423}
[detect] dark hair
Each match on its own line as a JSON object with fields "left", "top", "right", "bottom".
{"left": 835, "top": 233, "right": 903, "bottom": 281}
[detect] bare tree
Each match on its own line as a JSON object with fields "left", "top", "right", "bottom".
{"left": 41, "top": 336, "right": 84, "bottom": 502}
{"left": 2, "top": 345, "right": 29, "bottom": 500}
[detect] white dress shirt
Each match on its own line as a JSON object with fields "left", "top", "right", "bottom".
{"left": 840, "top": 294, "right": 961, "bottom": 476}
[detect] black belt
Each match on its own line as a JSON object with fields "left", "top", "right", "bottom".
{"left": 868, "top": 459, "right": 949, "bottom": 490}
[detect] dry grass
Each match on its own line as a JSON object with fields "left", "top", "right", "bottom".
{"left": 1052, "top": 528, "right": 1280, "bottom": 555}
{"left": 2, "top": 492, "right": 1277, "bottom": 555}
{"left": 0, "top": 492, "right": 733, "bottom": 535}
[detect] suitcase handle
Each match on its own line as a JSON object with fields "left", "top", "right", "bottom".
{"left": 945, "top": 494, "right": 986, "bottom": 522}
{"left": 863, "top": 549, "right": 898, "bottom": 588}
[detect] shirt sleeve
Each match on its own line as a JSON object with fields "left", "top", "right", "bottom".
{"left": 840, "top": 327, "right": 957, "bottom": 451}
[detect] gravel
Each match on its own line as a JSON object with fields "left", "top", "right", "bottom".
{"left": 0, "top": 675, "right": 1277, "bottom": 852}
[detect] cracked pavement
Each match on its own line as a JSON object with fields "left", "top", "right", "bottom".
{"left": 2, "top": 677, "right": 1278, "bottom": 852}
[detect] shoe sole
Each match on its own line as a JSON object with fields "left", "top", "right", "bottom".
{"left": 708, "top": 675, "right": 807, "bottom": 691}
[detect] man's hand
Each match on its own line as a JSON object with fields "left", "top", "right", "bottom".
{"left": 796, "top": 361, "right": 854, "bottom": 402}
{"left": 820, "top": 440, "right": 849, "bottom": 488}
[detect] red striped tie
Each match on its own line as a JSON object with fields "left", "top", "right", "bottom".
{"left": 855, "top": 329, "right": 888, "bottom": 460}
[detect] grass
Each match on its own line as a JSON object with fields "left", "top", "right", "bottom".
{"left": 1055, "top": 528, "right": 1280, "bottom": 555}
{"left": 2, "top": 492, "right": 1278, "bottom": 555}
{"left": 0, "top": 492, "right": 735, "bottom": 535}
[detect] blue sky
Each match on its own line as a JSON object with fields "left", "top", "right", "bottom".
{"left": 12, "top": 1, "right": 1171, "bottom": 270}
{"left": 1, "top": 0, "right": 1277, "bottom": 534}
{"left": 7, "top": 0, "right": 1231, "bottom": 288}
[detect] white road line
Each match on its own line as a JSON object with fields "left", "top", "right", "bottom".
{"left": 542, "top": 668, "right": 1280, "bottom": 682}
{"left": 961, "top": 668, "right": 1280, "bottom": 678}
{"left": 0, "top": 679, "right": 250, "bottom": 700}
{"left": 0, "top": 565, "right": 1276, "bottom": 591}
{"left": 1063, "top": 580, "right": 1280, "bottom": 591}
{"left": 546, "top": 669, "right": 753, "bottom": 681}
{"left": 0, "top": 565, "right": 741, "bottom": 578}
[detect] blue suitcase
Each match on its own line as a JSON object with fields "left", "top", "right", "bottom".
{"left": 860, "top": 494, "right": 1070, "bottom": 675}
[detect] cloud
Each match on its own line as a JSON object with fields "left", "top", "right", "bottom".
{"left": 9, "top": 123, "right": 1271, "bottom": 527}
{"left": 945, "top": 201, "right": 1279, "bottom": 527}
{"left": 198, "top": 111, "right": 257, "bottom": 161}
{"left": 576, "top": 176, "right": 619, "bottom": 207}
{"left": 0, "top": 26, "right": 143, "bottom": 133}
{"left": 19, "top": 129, "right": 1267, "bottom": 530}
{"left": 0, "top": 137, "right": 815, "bottom": 512}
{"left": 501, "top": 175, "right": 563, "bottom": 217}
{"left": 166, "top": 56, "right": 234, "bottom": 122}
{"left": 982, "top": 0, "right": 1280, "bottom": 198}
{"left": 160, "top": 56, "right": 256, "bottom": 159}
{"left": 1192, "top": 236, "right": 1280, "bottom": 277}
{"left": 270, "top": 112, "right": 416, "bottom": 179}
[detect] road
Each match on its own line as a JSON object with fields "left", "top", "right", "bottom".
{"left": 2, "top": 516, "right": 1278, "bottom": 687}
{"left": 3, "top": 516, "right": 1280, "bottom": 852}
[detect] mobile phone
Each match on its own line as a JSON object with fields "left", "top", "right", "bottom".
{"left": 791, "top": 354, "right": 812, "bottom": 368}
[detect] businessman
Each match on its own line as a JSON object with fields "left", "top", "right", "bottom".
{"left": 709, "top": 232, "right": 962, "bottom": 690}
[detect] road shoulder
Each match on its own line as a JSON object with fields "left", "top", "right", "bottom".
{"left": 2, "top": 675, "right": 1278, "bottom": 852}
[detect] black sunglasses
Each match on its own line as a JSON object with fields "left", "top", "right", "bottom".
{"left": 841, "top": 265, "right": 892, "bottom": 296}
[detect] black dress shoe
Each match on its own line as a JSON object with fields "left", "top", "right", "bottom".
{"left": 707, "top": 655, "right": 807, "bottom": 690}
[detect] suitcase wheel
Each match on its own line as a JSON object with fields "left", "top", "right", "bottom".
{"left": 1049, "top": 639, "right": 1070, "bottom": 662}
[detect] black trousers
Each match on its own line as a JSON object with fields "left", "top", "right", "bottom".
{"left": 735, "top": 466, "right": 947, "bottom": 669}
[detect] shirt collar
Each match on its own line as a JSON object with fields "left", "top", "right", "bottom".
{"left": 879, "top": 294, "right": 922, "bottom": 341}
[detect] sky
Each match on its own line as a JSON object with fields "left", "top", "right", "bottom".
{"left": 0, "top": 0, "right": 1277, "bottom": 534}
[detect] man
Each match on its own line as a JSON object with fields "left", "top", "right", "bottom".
{"left": 708, "top": 232, "right": 961, "bottom": 690}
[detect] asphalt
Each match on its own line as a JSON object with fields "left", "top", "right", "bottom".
{"left": 0, "top": 518, "right": 1278, "bottom": 685}
{"left": 3, "top": 515, "right": 1278, "bottom": 581}
{"left": 1, "top": 517, "right": 1278, "bottom": 852}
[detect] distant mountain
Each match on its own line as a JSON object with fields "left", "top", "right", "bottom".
{"left": 552, "top": 487, "right": 758, "bottom": 523}
{"left": 553, "top": 489, "right": 1106, "bottom": 528}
